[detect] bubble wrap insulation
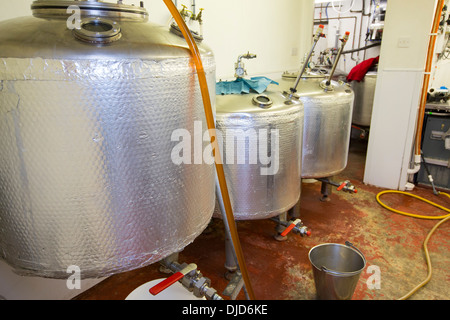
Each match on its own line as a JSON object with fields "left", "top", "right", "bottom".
{"left": 0, "top": 56, "right": 216, "bottom": 278}
{"left": 301, "top": 93, "right": 354, "bottom": 178}
{"left": 213, "top": 101, "right": 303, "bottom": 220}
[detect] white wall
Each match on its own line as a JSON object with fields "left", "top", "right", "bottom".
{"left": 0, "top": 0, "right": 314, "bottom": 300}
{"left": 146, "top": 0, "right": 315, "bottom": 80}
{"left": 363, "top": 0, "right": 437, "bottom": 190}
{"left": 313, "top": 0, "right": 381, "bottom": 74}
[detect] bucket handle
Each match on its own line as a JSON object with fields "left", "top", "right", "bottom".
{"left": 345, "top": 241, "right": 366, "bottom": 264}
{"left": 319, "top": 241, "right": 366, "bottom": 274}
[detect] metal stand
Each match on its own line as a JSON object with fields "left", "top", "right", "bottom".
{"left": 319, "top": 176, "right": 332, "bottom": 202}
{"left": 215, "top": 177, "right": 250, "bottom": 300}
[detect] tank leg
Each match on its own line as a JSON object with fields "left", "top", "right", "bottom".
{"left": 274, "top": 212, "right": 288, "bottom": 241}
{"left": 320, "top": 177, "right": 332, "bottom": 202}
{"left": 224, "top": 231, "right": 238, "bottom": 279}
{"left": 288, "top": 200, "right": 301, "bottom": 219}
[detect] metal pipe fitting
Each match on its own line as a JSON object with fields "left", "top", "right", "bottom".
{"left": 317, "top": 177, "right": 358, "bottom": 194}
{"left": 234, "top": 52, "right": 257, "bottom": 78}
{"left": 271, "top": 217, "right": 311, "bottom": 237}
{"left": 326, "top": 31, "right": 350, "bottom": 86}
{"left": 290, "top": 24, "right": 325, "bottom": 94}
{"left": 153, "top": 258, "right": 224, "bottom": 300}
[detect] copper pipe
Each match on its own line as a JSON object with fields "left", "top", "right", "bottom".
{"left": 162, "top": 0, "right": 256, "bottom": 300}
{"left": 414, "top": 0, "right": 445, "bottom": 156}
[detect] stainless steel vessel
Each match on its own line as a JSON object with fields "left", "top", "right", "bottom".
{"left": 214, "top": 89, "right": 304, "bottom": 220}
{"left": 0, "top": 0, "right": 216, "bottom": 278}
{"left": 350, "top": 71, "right": 377, "bottom": 127}
{"left": 278, "top": 73, "right": 354, "bottom": 178}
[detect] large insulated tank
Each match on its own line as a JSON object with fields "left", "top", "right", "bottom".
{"left": 214, "top": 89, "right": 304, "bottom": 220}
{"left": 350, "top": 70, "right": 377, "bottom": 127}
{"left": 277, "top": 72, "right": 354, "bottom": 178}
{"left": 0, "top": 0, "right": 216, "bottom": 278}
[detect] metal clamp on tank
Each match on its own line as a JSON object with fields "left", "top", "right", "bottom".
{"left": 149, "top": 255, "right": 223, "bottom": 300}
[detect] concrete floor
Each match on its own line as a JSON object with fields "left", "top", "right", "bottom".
{"left": 74, "top": 137, "right": 450, "bottom": 300}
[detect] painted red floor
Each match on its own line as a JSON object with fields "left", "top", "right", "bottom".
{"left": 74, "top": 137, "right": 450, "bottom": 300}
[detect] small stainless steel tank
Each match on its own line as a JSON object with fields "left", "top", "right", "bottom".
{"left": 0, "top": 0, "right": 216, "bottom": 278}
{"left": 350, "top": 70, "right": 377, "bottom": 127}
{"left": 278, "top": 73, "right": 354, "bottom": 178}
{"left": 214, "top": 89, "right": 304, "bottom": 220}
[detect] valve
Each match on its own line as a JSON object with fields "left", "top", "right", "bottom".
{"left": 342, "top": 31, "right": 350, "bottom": 43}
{"left": 191, "top": 8, "right": 204, "bottom": 23}
{"left": 314, "top": 24, "right": 326, "bottom": 41}
{"left": 149, "top": 263, "right": 197, "bottom": 296}
{"left": 179, "top": 4, "right": 190, "bottom": 21}
{"left": 149, "top": 259, "right": 223, "bottom": 300}
{"left": 280, "top": 219, "right": 311, "bottom": 237}
{"left": 336, "top": 180, "right": 357, "bottom": 194}
{"left": 317, "top": 177, "right": 357, "bottom": 196}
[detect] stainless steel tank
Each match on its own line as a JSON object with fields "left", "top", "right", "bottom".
{"left": 350, "top": 70, "right": 377, "bottom": 127}
{"left": 277, "top": 73, "right": 354, "bottom": 178}
{"left": 214, "top": 89, "right": 304, "bottom": 220}
{"left": 0, "top": 0, "right": 216, "bottom": 278}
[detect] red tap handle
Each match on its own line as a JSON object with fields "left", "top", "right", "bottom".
{"left": 149, "top": 272, "right": 184, "bottom": 296}
{"left": 280, "top": 219, "right": 301, "bottom": 237}
{"left": 337, "top": 181, "right": 348, "bottom": 191}
{"left": 280, "top": 223, "right": 296, "bottom": 237}
{"left": 149, "top": 263, "right": 197, "bottom": 296}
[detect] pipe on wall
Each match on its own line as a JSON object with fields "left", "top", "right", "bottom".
{"left": 408, "top": 0, "right": 445, "bottom": 177}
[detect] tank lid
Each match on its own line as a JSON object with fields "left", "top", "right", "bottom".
{"left": 31, "top": 0, "right": 148, "bottom": 21}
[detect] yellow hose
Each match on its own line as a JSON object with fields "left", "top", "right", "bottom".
{"left": 376, "top": 190, "right": 450, "bottom": 220}
{"left": 376, "top": 190, "right": 450, "bottom": 300}
{"left": 397, "top": 215, "right": 450, "bottom": 300}
{"left": 162, "top": 0, "right": 255, "bottom": 300}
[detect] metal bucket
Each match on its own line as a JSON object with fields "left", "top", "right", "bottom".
{"left": 308, "top": 241, "right": 366, "bottom": 300}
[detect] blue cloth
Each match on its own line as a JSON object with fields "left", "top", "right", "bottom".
{"left": 216, "top": 76, "right": 279, "bottom": 95}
